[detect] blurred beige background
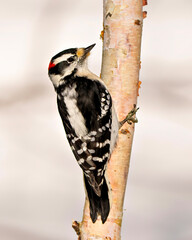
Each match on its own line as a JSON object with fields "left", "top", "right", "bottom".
{"left": 0, "top": 0, "right": 192, "bottom": 239}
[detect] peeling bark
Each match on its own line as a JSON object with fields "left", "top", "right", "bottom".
{"left": 76, "top": 0, "right": 144, "bottom": 239}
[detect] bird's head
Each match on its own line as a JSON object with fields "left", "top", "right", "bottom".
{"left": 48, "top": 44, "right": 96, "bottom": 88}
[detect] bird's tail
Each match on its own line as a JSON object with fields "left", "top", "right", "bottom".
{"left": 83, "top": 174, "right": 110, "bottom": 224}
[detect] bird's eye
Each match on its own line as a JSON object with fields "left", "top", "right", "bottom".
{"left": 67, "top": 56, "right": 76, "bottom": 63}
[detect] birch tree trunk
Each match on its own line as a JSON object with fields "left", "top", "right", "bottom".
{"left": 73, "top": 0, "right": 145, "bottom": 239}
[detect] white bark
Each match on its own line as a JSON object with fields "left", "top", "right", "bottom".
{"left": 73, "top": 0, "right": 145, "bottom": 239}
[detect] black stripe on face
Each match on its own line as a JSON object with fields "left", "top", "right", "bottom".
{"left": 49, "top": 61, "right": 70, "bottom": 75}
{"left": 51, "top": 48, "right": 77, "bottom": 61}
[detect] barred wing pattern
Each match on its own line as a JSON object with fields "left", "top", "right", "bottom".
{"left": 57, "top": 78, "right": 112, "bottom": 197}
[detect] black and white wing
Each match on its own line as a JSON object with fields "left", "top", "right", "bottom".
{"left": 57, "top": 78, "right": 116, "bottom": 192}
{"left": 57, "top": 77, "right": 119, "bottom": 223}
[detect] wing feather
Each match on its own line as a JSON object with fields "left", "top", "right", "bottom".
{"left": 57, "top": 78, "right": 112, "bottom": 191}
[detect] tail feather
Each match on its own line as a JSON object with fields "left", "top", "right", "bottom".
{"left": 84, "top": 174, "right": 110, "bottom": 224}
{"left": 100, "top": 178, "right": 110, "bottom": 223}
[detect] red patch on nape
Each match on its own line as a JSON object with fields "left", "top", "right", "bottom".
{"left": 48, "top": 61, "right": 56, "bottom": 70}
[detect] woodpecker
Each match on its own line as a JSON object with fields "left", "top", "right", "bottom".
{"left": 48, "top": 44, "right": 137, "bottom": 223}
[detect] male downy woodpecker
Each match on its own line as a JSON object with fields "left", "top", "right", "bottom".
{"left": 48, "top": 44, "right": 119, "bottom": 224}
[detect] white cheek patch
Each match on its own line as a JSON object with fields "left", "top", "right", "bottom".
{"left": 53, "top": 54, "right": 73, "bottom": 65}
{"left": 63, "top": 62, "right": 77, "bottom": 78}
{"left": 49, "top": 61, "right": 77, "bottom": 88}
{"left": 50, "top": 74, "right": 62, "bottom": 88}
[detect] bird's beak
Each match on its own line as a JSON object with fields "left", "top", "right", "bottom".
{"left": 84, "top": 43, "right": 96, "bottom": 55}
{"left": 76, "top": 44, "right": 96, "bottom": 60}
